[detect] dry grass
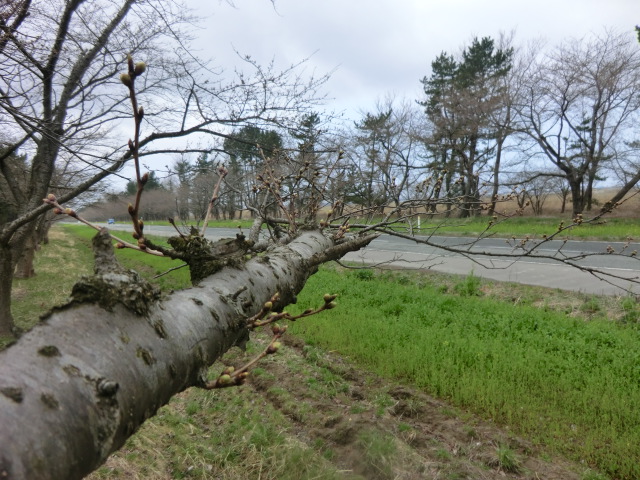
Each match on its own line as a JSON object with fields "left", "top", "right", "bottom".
{"left": 8, "top": 227, "right": 93, "bottom": 336}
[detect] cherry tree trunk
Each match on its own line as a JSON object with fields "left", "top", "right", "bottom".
{"left": 0, "top": 243, "right": 14, "bottom": 336}
{"left": 0, "top": 229, "right": 376, "bottom": 480}
{"left": 13, "top": 232, "right": 36, "bottom": 279}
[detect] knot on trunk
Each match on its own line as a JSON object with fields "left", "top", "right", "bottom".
{"left": 167, "top": 232, "right": 254, "bottom": 284}
{"left": 67, "top": 228, "right": 160, "bottom": 316}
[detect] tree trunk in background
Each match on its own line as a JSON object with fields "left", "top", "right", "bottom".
{"left": 0, "top": 220, "right": 36, "bottom": 334}
{"left": 13, "top": 231, "right": 37, "bottom": 279}
{"left": 0, "top": 229, "right": 377, "bottom": 480}
{"left": 0, "top": 243, "right": 14, "bottom": 336}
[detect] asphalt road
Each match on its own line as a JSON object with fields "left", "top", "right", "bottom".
{"left": 98, "top": 223, "right": 640, "bottom": 295}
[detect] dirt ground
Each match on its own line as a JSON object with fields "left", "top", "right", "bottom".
{"left": 229, "top": 332, "right": 588, "bottom": 480}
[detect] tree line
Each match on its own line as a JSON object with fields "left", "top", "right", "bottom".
{"left": 79, "top": 29, "right": 640, "bottom": 225}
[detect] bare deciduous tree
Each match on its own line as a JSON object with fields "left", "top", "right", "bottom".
{"left": 0, "top": 0, "right": 328, "bottom": 334}
{"left": 516, "top": 30, "right": 640, "bottom": 216}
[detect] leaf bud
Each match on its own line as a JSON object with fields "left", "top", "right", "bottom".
{"left": 53, "top": 208, "right": 62, "bottom": 215}
{"left": 138, "top": 106, "right": 144, "bottom": 118}
{"left": 116, "top": 242, "right": 125, "bottom": 249}
{"left": 140, "top": 172, "right": 149, "bottom": 184}
{"left": 222, "top": 366, "right": 235, "bottom": 375}
{"left": 119, "top": 73, "right": 132, "bottom": 87}
{"left": 128, "top": 203, "right": 135, "bottom": 215}
{"left": 64, "top": 208, "right": 77, "bottom": 218}
{"left": 323, "top": 293, "right": 337, "bottom": 303}
{"left": 264, "top": 301, "right": 273, "bottom": 311}
{"left": 324, "top": 301, "right": 337, "bottom": 310}
{"left": 46, "top": 193, "right": 56, "bottom": 203}
{"left": 218, "top": 374, "right": 233, "bottom": 386}
{"left": 267, "top": 341, "right": 281, "bottom": 354}
{"left": 134, "top": 61, "right": 146, "bottom": 76}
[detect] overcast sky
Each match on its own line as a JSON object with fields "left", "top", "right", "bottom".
{"left": 189, "top": 0, "right": 639, "bottom": 121}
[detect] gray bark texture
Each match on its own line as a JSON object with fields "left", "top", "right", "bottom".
{"left": 0, "top": 229, "right": 376, "bottom": 480}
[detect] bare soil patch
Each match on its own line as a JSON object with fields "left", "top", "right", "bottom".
{"left": 226, "top": 332, "right": 585, "bottom": 480}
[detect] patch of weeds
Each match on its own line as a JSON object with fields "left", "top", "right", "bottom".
{"left": 276, "top": 445, "right": 348, "bottom": 480}
{"left": 435, "top": 448, "right": 451, "bottom": 460}
{"left": 357, "top": 429, "right": 397, "bottom": 480}
{"left": 267, "top": 386, "right": 289, "bottom": 397}
{"left": 494, "top": 444, "right": 521, "bottom": 473}
{"left": 444, "top": 469, "right": 467, "bottom": 480}
{"left": 463, "top": 425, "right": 478, "bottom": 439}
{"left": 374, "top": 393, "right": 395, "bottom": 416}
{"left": 581, "top": 297, "right": 601, "bottom": 315}
{"left": 250, "top": 366, "right": 274, "bottom": 379}
{"left": 185, "top": 401, "right": 199, "bottom": 416}
{"left": 453, "top": 271, "right": 482, "bottom": 297}
{"left": 620, "top": 296, "right": 639, "bottom": 323}
{"left": 440, "top": 406, "right": 459, "bottom": 419}
{"left": 350, "top": 404, "right": 366, "bottom": 414}
{"left": 313, "top": 438, "right": 336, "bottom": 461}
{"left": 581, "top": 468, "right": 609, "bottom": 480}
{"left": 319, "top": 367, "right": 349, "bottom": 395}
{"left": 353, "top": 269, "right": 374, "bottom": 281}
{"left": 248, "top": 422, "right": 280, "bottom": 449}
{"left": 397, "top": 422, "right": 412, "bottom": 433}
{"left": 302, "top": 344, "right": 322, "bottom": 364}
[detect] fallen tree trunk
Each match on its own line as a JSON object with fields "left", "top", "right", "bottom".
{"left": 0, "top": 229, "right": 377, "bottom": 480}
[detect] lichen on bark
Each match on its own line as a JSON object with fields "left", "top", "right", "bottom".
{"left": 45, "top": 228, "right": 161, "bottom": 318}
{"left": 166, "top": 231, "right": 254, "bottom": 284}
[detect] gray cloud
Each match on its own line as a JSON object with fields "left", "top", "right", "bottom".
{"left": 192, "top": 0, "right": 637, "bottom": 119}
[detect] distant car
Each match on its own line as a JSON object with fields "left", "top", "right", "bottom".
{"left": 107, "top": 218, "right": 115, "bottom": 224}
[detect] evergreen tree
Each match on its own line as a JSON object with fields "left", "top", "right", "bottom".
{"left": 223, "top": 126, "right": 283, "bottom": 217}
{"left": 420, "top": 37, "right": 513, "bottom": 217}
{"left": 125, "top": 170, "right": 163, "bottom": 195}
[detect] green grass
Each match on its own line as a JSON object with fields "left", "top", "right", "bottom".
{"left": 61, "top": 224, "right": 192, "bottom": 291}
{"left": 350, "top": 215, "right": 640, "bottom": 241}
{"left": 107, "top": 218, "right": 255, "bottom": 229}
{"left": 8, "top": 227, "right": 95, "bottom": 338}
{"left": 90, "top": 383, "right": 355, "bottom": 480}
{"left": 107, "top": 215, "right": 640, "bottom": 240}
{"left": 289, "top": 266, "right": 640, "bottom": 480}
{"left": 441, "top": 215, "right": 640, "bottom": 240}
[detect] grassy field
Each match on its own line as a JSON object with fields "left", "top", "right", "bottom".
{"left": 411, "top": 215, "right": 640, "bottom": 240}
{"left": 9, "top": 223, "right": 640, "bottom": 479}
{"left": 289, "top": 267, "right": 640, "bottom": 479}
{"left": 104, "top": 214, "right": 640, "bottom": 241}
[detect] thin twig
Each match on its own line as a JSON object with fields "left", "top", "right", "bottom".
{"left": 201, "top": 165, "right": 228, "bottom": 237}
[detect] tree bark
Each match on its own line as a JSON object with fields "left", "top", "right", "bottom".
{"left": 0, "top": 229, "right": 376, "bottom": 480}
{"left": 601, "top": 168, "right": 640, "bottom": 214}
{"left": 568, "top": 178, "right": 584, "bottom": 217}
{"left": 0, "top": 243, "right": 14, "bottom": 336}
{"left": 13, "top": 231, "right": 37, "bottom": 279}
{"left": 0, "top": 221, "right": 36, "bottom": 333}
